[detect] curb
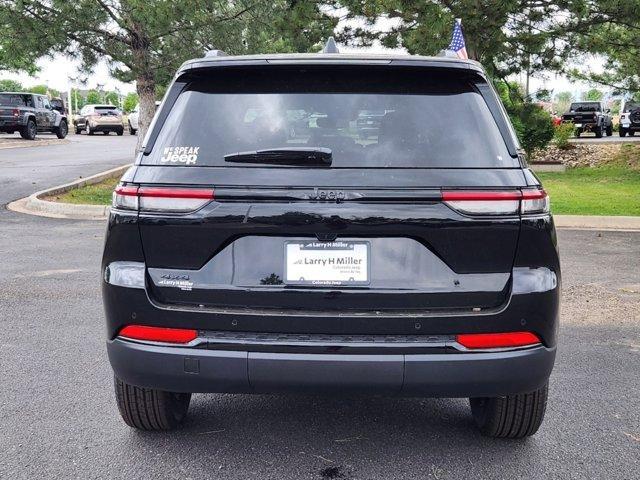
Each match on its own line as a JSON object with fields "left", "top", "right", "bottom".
{"left": 553, "top": 215, "right": 640, "bottom": 231}
{"left": 7, "top": 164, "right": 131, "bottom": 220}
{"left": 0, "top": 138, "right": 70, "bottom": 150}
{"left": 530, "top": 163, "right": 566, "bottom": 172}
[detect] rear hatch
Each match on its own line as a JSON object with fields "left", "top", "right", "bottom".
{"left": 563, "top": 102, "right": 600, "bottom": 123}
{"left": 129, "top": 65, "right": 528, "bottom": 316}
{"left": 0, "top": 93, "right": 26, "bottom": 124}
{"left": 94, "top": 106, "right": 121, "bottom": 124}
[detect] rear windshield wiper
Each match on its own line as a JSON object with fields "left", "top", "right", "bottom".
{"left": 224, "top": 147, "right": 332, "bottom": 166}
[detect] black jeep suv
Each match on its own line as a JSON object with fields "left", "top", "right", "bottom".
{"left": 103, "top": 51, "right": 560, "bottom": 438}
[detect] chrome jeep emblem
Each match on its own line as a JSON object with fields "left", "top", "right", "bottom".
{"left": 311, "top": 188, "right": 346, "bottom": 202}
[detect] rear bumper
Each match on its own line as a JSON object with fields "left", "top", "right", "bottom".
{"left": 107, "top": 338, "right": 556, "bottom": 397}
{"left": 0, "top": 121, "right": 23, "bottom": 130}
{"left": 91, "top": 124, "right": 123, "bottom": 132}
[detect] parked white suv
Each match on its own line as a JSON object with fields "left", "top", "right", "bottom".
{"left": 619, "top": 100, "right": 640, "bottom": 137}
{"left": 128, "top": 101, "right": 160, "bottom": 135}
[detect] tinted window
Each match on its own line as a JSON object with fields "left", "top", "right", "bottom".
{"left": 624, "top": 102, "right": 640, "bottom": 112}
{"left": 0, "top": 94, "right": 26, "bottom": 106}
{"left": 144, "top": 68, "right": 516, "bottom": 168}
{"left": 95, "top": 106, "right": 119, "bottom": 115}
{"left": 570, "top": 102, "right": 601, "bottom": 112}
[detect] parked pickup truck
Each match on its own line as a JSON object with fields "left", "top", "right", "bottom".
{"left": 561, "top": 101, "right": 612, "bottom": 138}
{"left": 0, "top": 92, "right": 68, "bottom": 140}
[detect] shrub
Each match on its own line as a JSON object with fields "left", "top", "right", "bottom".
{"left": 493, "top": 80, "right": 555, "bottom": 160}
{"left": 554, "top": 123, "right": 575, "bottom": 150}
{"left": 513, "top": 103, "right": 555, "bottom": 160}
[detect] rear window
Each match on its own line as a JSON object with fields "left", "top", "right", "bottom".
{"left": 570, "top": 102, "right": 601, "bottom": 112}
{"left": 144, "top": 67, "right": 516, "bottom": 168}
{"left": 0, "top": 94, "right": 26, "bottom": 107}
{"left": 94, "top": 106, "right": 120, "bottom": 115}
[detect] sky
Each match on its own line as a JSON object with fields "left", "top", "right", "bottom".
{"left": 1, "top": 26, "right": 604, "bottom": 101}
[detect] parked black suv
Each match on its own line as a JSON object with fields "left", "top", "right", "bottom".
{"left": 0, "top": 92, "right": 68, "bottom": 139}
{"left": 561, "top": 101, "right": 613, "bottom": 138}
{"left": 103, "top": 51, "right": 560, "bottom": 438}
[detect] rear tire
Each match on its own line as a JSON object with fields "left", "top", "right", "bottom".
{"left": 575, "top": 128, "right": 581, "bottom": 138}
{"left": 470, "top": 382, "right": 548, "bottom": 438}
{"left": 20, "top": 119, "right": 37, "bottom": 140}
{"left": 55, "top": 120, "right": 68, "bottom": 139}
{"left": 114, "top": 376, "right": 191, "bottom": 431}
{"left": 630, "top": 131, "right": 636, "bottom": 137}
{"left": 117, "top": 128, "right": 124, "bottom": 136}
{"left": 129, "top": 122, "right": 137, "bottom": 135}
{"left": 620, "top": 128, "right": 627, "bottom": 137}
{"left": 606, "top": 125, "right": 613, "bottom": 136}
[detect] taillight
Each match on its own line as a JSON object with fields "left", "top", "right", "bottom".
{"left": 521, "top": 189, "right": 549, "bottom": 214}
{"left": 118, "top": 325, "right": 198, "bottom": 344}
{"left": 112, "top": 184, "right": 214, "bottom": 212}
{"left": 442, "top": 189, "right": 549, "bottom": 216}
{"left": 442, "top": 190, "right": 521, "bottom": 215}
{"left": 12, "top": 108, "right": 19, "bottom": 117}
{"left": 456, "top": 332, "right": 541, "bottom": 349}
{"left": 113, "top": 185, "right": 138, "bottom": 210}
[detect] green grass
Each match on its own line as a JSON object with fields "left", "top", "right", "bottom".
{"left": 49, "top": 147, "right": 640, "bottom": 216}
{"left": 49, "top": 177, "right": 119, "bottom": 205}
{"left": 538, "top": 145, "right": 640, "bottom": 215}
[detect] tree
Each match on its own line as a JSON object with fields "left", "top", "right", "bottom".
{"left": 122, "top": 92, "right": 139, "bottom": 113}
{"left": 535, "top": 89, "right": 552, "bottom": 102}
{"left": 0, "top": 79, "right": 23, "bottom": 92}
{"left": 555, "top": 91, "right": 573, "bottom": 113}
{"left": 495, "top": 80, "right": 554, "bottom": 159}
{"left": 104, "top": 91, "right": 120, "bottom": 106}
{"left": 29, "top": 84, "right": 49, "bottom": 95}
{"left": 565, "top": 0, "right": 640, "bottom": 95}
{"left": 70, "top": 88, "right": 86, "bottom": 112}
{"left": 583, "top": 88, "right": 603, "bottom": 101}
{"left": 0, "top": 1, "right": 337, "bottom": 149}
{"left": 86, "top": 90, "right": 101, "bottom": 104}
{"left": 339, "top": 1, "right": 571, "bottom": 81}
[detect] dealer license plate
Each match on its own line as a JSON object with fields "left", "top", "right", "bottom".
{"left": 284, "top": 241, "right": 370, "bottom": 286}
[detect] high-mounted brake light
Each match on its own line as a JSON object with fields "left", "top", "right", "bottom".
{"left": 442, "top": 189, "right": 549, "bottom": 216}
{"left": 118, "top": 325, "right": 198, "bottom": 344}
{"left": 112, "top": 184, "right": 214, "bottom": 212}
{"left": 456, "top": 331, "right": 541, "bottom": 349}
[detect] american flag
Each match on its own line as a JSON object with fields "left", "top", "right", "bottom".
{"left": 447, "top": 19, "right": 468, "bottom": 59}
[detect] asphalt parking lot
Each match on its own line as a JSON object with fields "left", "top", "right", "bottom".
{"left": 570, "top": 133, "right": 640, "bottom": 144}
{"left": 1, "top": 136, "right": 639, "bottom": 479}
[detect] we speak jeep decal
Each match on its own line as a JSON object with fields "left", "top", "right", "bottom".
{"left": 160, "top": 146, "right": 200, "bottom": 165}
